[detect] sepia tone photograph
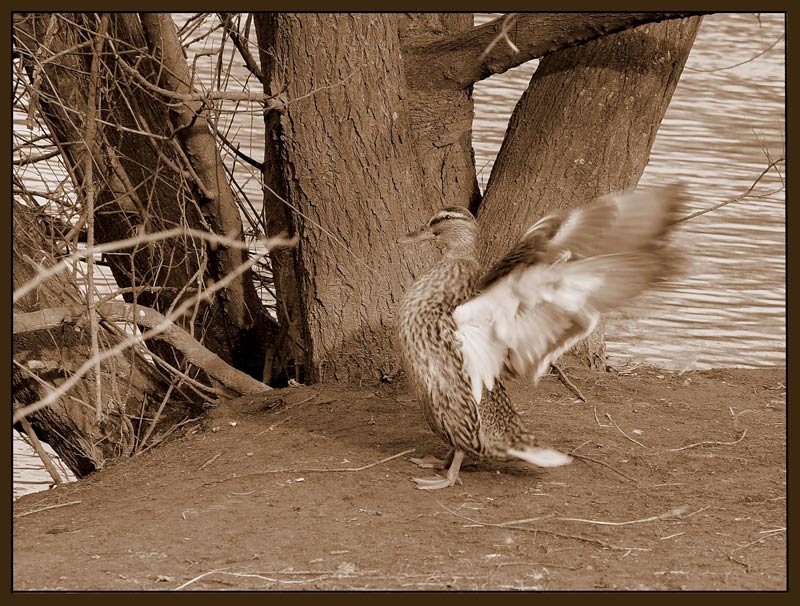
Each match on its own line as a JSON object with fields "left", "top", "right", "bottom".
{"left": 10, "top": 10, "right": 786, "bottom": 593}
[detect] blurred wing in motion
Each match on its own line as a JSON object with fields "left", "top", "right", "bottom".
{"left": 453, "top": 185, "right": 685, "bottom": 404}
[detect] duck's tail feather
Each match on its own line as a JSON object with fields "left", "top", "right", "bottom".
{"left": 507, "top": 445, "right": 573, "bottom": 468}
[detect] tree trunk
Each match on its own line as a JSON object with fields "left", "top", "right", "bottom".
{"left": 475, "top": 16, "right": 702, "bottom": 368}
{"left": 252, "top": 12, "right": 701, "bottom": 382}
{"left": 399, "top": 13, "right": 482, "bottom": 211}
{"left": 254, "top": 13, "right": 435, "bottom": 383}
{"left": 14, "top": 13, "right": 277, "bottom": 381}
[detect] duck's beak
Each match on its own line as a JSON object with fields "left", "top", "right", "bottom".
{"left": 398, "top": 226, "right": 434, "bottom": 245}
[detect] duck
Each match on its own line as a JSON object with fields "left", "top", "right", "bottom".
{"left": 396, "top": 185, "right": 684, "bottom": 490}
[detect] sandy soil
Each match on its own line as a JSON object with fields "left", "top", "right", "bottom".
{"left": 12, "top": 365, "right": 786, "bottom": 591}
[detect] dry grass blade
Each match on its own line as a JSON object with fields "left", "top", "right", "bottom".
{"left": 14, "top": 500, "right": 81, "bottom": 518}
{"left": 435, "top": 501, "right": 651, "bottom": 552}
{"left": 666, "top": 430, "right": 747, "bottom": 452}
{"left": 606, "top": 413, "right": 648, "bottom": 448}
{"left": 551, "top": 363, "right": 586, "bottom": 401}
{"left": 556, "top": 505, "right": 689, "bottom": 526}
{"left": 202, "top": 448, "right": 415, "bottom": 487}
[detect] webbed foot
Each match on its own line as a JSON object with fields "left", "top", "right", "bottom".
{"left": 409, "top": 448, "right": 455, "bottom": 470}
{"left": 412, "top": 474, "right": 462, "bottom": 490}
{"left": 412, "top": 450, "right": 465, "bottom": 490}
{"left": 410, "top": 456, "right": 446, "bottom": 469}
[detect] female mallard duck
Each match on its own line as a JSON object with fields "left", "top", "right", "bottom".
{"left": 397, "top": 186, "right": 683, "bottom": 490}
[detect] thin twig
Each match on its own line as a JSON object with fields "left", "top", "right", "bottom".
{"left": 14, "top": 500, "right": 81, "bottom": 518}
{"left": 673, "top": 157, "right": 784, "bottom": 224}
{"left": 13, "top": 148, "right": 61, "bottom": 166}
{"left": 174, "top": 569, "right": 230, "bottom": 590}
{"left": 18, "top": 417, "right": 62, "bottom": 485}
{"left": 686, "top": 33, "right": 783, "bottom": 73}
{"left": 719, "top": 548, "right": 750, "bottom": 572}
{"left": 606, "top": 413, "right": 648, "bottom": 448}
{"left": 729, "top": 528, "right": 785, "bottom": 555}
{"left": 115, "top": 54, "right": 282, "bottom": 105}
{"left": 217, "top": 13, "right": 264, "bottom": 83}
{"left": 556, "top": 505, "right": 688, "bottom": 526}
{"left": 138, "top": 417, "right": 202, "bottom": 455}
{"left": 666, "top": 430, "right": 746, "bottom": 453}
{"left": 479, "top": 13, "right": 519, "bottom": 60}
{"left": 84, "top": 15, "right": 110, "bottom": 423}
{"left": 435, "top": 501, "right": 650, "bottom": 552}
{"left": 197, "top": 452, "right": 221, "bottom": 471}
{"left": 570, "top": 453, "right": 639, "bottom": 483}
{"left": 476, "top": 514, "right": 555, "bottom": 527}
{"left": 593, "top": 405, "right": 611, "bottom": 428}
{"left": 551, "top": 363, "right": 585, "bottom": 402}
{"left": 678, "top": 505, "right": 712, "bottom": 519}
{"left": 569, "top": 439, "right": 592, "bottom": 454}
{"left": 202, "top": 448, "right": 416, "bottom": 487}
{"left": 136, "top": 383, "right": 176, "bottom": 455}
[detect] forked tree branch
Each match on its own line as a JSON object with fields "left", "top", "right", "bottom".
{"left": 14, "top": 301, "right": 270, "bottom": 398}
{"left": 12, "top": 235, "right": 297, "bottom": 424}
{"left": 218, "top": 12, "right": 264, "bottom": 84}
{"left": 405, "top": 12, "right": 708, "bottom": 89}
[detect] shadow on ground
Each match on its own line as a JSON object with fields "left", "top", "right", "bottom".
{"left": 13, "top": 365, "right": 786, "bottom": 590}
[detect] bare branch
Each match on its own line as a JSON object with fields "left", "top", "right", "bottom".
{"left": 686, "top": 32, "right": 783, "bottom": 73}
{"left": 215, "top": 126, "right": 264, "bottom": 170}
{"left": 405, "top": 12, "right": 708, "bottom": 89}
{"left": 218, "top": 12, "right": 264, "bottom": 84}
{"left": 115, "top": 48, "right": 281, "bottom": 106}
{"left": 13, "top": 149, "right": 61, "bottom": 166}
{"left": 84, "top": 13, "right": 110, "bottom": 422}
{"left": 18, "top": 417, "right": 63, "bottom": 485}
{"left": 12, "top": 236, "right": 296, "bottom": 424}
{"left": 13, "top": 227, "right": 289, "bottom": 304}
{"left": 673, "top": 157, "right": 784, "bottom": 224}
{"left": 14, "top": 500, "right": 82, "bottom": 519}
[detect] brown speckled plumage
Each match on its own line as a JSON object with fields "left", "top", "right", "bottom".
{"left": 397, "top": 188, "right": 683, "bottom": 489}
{"left": 397, "top": 254, "right": 539, "bottom": 460}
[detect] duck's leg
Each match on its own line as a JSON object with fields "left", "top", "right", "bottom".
{"left": 412, "top": 450, "right": 464, "bottom": 490}
{"left": 410, "top": 448, "right": 455, "bottom": 470}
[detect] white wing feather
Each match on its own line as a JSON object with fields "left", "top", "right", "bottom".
{"left": 453, "top": 284, "right": 516, "bottom": 403}
{"left": 453, "top": 186, "right": 682, "bottom": 403}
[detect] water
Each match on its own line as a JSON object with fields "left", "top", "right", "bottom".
{"left": 472, "top": 13, "right": 785, "bottom": 370}
{"left": 13, "top": 13, "right": 785, "bottom": 497}
{"left": 13, "top": 433, "right": 76, "bottom": 499}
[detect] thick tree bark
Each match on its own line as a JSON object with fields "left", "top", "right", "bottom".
{"left": 14, "top": 13, "right": 277, "bottom": 381}
{"left": 255, "top": 13, "right": 435, "bottom": 383}
{"left": 406, "top": 12, "right": 706, "bottom": 89}
{"left": 12, "top": 202, "right": 189, "bottom": 477}
{"left": 253, "top": 12, "right": 700, "bottom": 382}
{"left": 138, "top": 14, "right": 266, "bottom": 331}
{"left": 476, "top": 16, "right": 703, "bottom": 367}
{"left": 399, "top": 13, "right": 481, "bottom": 211}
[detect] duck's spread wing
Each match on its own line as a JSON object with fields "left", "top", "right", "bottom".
{"left": 453, "top": 186, "right": 684, "bottom": 403}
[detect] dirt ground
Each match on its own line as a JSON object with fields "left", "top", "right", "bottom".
{"left": 12, "top": 364, "right": 786, "bottom": 591}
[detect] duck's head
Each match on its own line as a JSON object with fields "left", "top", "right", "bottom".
{"left": 398, "top": 207, "right": 478, "bottom": 258}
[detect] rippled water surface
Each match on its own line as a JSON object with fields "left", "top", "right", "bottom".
{"left": 13, "top": 13, "right": 785, "bottom": 497}
{"left": 473, "top": 13, "right": 785, "bottom": 370}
